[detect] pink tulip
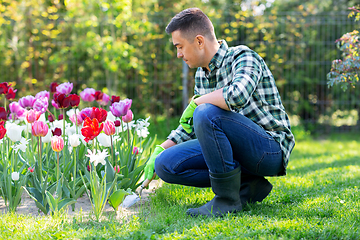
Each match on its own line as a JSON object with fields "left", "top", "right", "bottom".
{"left": 33, "top": 97, "right": 49, "bottom": 114}
{"left": 32, "top": 120, "right": 49, "bottom": 137}
{"left": 26, "top": 109, "right": 42, "bottom": 123}
{"left": 9, "top": 102, "right": 26, "bottom": 119}
{"left": 51, "top": 99, "right": 60, "bottom": 109}
{"left": 70, "top": 112, "right": 83, "bottom": 126}
{"left": 19, "top": 95, "right": 37, "bottom": 109}
{"left": 109, "top": 99, "right": 132, "bottom": 117}
{"left": 28, "top": 167, "right": 34, "bottom": 173}
{"left": 133, "top": 146, "right": 139, "bottom": 155}
{"left": 122, "top": 109, "right": 133, "bottom": 123}
{"left": 51, "top": 135, "right": 64, "bottom": 152}
{"left": 114, "top": 165, "right": 120, "bottom": 173}
{"left": 35, "top": 90, "right": 50, "bottom": 100}
{"left": 103, "top": 120, "right": 116, "bottom": 136}
{"left": 98, "top": 93, "right": 110, "bottom": 106}
{"left": 80, "top": 88, "right": 96, "bottom": 102}
{"left": 56, "top": 82, "right": 73, "bottom": 95}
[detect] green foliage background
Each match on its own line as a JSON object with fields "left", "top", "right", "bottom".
{"left": 0, "top": 0, "right": 359, "bottom": 129}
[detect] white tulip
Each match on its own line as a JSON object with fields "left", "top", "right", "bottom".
{"left": 41, "top": 130, "right": 52, "bottom": 143}
{"left": 6, "top": 123, "right": 25, "bottom": 142}
{"left": 106, "top": 111, "right": 116, "bottom": 122}
{"left": 97, "top": 133, "right": 112, "bottom": 147}
{"left": 11, "top": 172, "right": 19, "bottom": 181}
{"left": 69, "top": 134, "right": 81, "bottom": 147}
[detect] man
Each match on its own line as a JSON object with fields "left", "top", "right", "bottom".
{"left": 144, "top": 8, "right": 295, "bottom": 217}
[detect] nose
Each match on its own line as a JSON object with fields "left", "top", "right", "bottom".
{"left": 177, "top": 51, "right": 183, "bottom": 59}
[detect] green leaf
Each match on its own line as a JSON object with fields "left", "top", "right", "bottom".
{"left": 58, "top": 198, "right": 77, "bottom": 211}
{"left": 45, "top": 190, "right": 57, "bottom": 212}
{"left": 105, "top": 157, "right": 115, "bottom": 183}
{"left": 108, "top": 189, "right": 130, "bottom": 211}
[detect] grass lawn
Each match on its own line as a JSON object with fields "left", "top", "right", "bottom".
{"left": 0, "top": 130, "right": 359, "bottom": 239}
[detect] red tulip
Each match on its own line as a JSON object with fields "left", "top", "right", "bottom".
{"left": 28, "top": 167, "right": 34, "bottom": 173}
{"left": 51, "top": 135, "right": 64, "bottom": 152}
{"left": 52, "top": 127, "right": 62, "bottom": 136}
{"left": 31, "top": 121, "right": 49, "bottom": 137}
{"left": 0, "top": 124, "right": 6, "bottom": 140}
{"left": 114, "top": 165, "right": 120, "bottom": 173}
{"left": 133, "top": 146, "right": 139, "bottom": 155}
{"left": 69, "top": 94, "right": 80, "bottom": 107}
{"left": 0, "top": 82, "right": 10, "bottom": 95}
{"left": 90, "top": 107, "right": 107, "bottom": 123}
{"left": 58, "top": 114, "right": 64, "bottom": 120}
{"left": 111, "top": 95, "right": 120, "bottom": 104}
{"left": 50, "top": 82, "right": 59, "bottom": 93}
{"left": 48, "top": 114, "right": 55, "bottom": 122}
{"left": 0, "top": 107, "right": 7, "bottom": 121}
{"left": 81, "top": 117, "right": 103, "bottom": 143}
{"left": 6, "top": 87, "right": 17, "bottom": 100}
{"left": 53, "top": 92, "right": 70, "bottom": 109}
{"left": 114, "top": 120, "right": 121, "bottom": 127}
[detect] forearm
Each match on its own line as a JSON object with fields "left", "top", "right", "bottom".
{"left": 160, "top": 139, "right": 177, "bottom": 149}
{"left": 193, "top": 88, "right": 229, "bottom": 110}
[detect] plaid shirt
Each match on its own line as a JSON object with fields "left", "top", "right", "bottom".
{"left": 167, "top": 40, "right": 295, "bottom": 175}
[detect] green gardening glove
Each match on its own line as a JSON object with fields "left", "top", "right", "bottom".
{"left": 144, "top": 145, "right": 165, "bottom": 180}
{"left": 179, "top": 95, "right": 200, "bottom": 133}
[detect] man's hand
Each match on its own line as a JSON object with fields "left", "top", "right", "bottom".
{"left": 144, "top": 145, "right": 165, "bottom": 180}
{"left": 179, "top": 95, "right": 200, "bottom": 133}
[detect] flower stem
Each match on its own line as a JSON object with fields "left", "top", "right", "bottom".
{"left": 73, "top": 147, "right": 76, "bottom": 196}
{"left": 38, "top": 137, "right": 42, "bottom": 180}
{"left": 110, "top": 135, "right": 114, "bottom": 166}
{"left": 57, "top": 152, "right": 60, "bottom": 186}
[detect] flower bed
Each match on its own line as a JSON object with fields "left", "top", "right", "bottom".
{"left": 0, "top": 82, "right": 155, "bottom": 220}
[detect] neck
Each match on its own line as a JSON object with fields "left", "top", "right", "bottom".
{"left": 204, "top": 40, "right": 220, "bottom": 71}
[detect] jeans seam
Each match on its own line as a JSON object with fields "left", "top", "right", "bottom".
{"left": 211, "top": 120, "right": 227, "bottom": 172}
{"left": 256, "top": 150, "right": 282, "bottom": 174}
{"left": 172, "top": 152, "right": 203, "bottom": 172}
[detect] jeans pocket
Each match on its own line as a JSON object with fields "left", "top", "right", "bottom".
{"left": 256, "top": 150, "right": 283, "bottom": 176}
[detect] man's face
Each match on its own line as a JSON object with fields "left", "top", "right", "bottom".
{"left": 171, "top": 30, "right": 204, "bottom": 68}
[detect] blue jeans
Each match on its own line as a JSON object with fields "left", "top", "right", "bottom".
{"left": 155, "top": 104, "right": 283, "bottom": 187}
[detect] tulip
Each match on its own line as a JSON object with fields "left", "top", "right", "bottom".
{"left": 97, "top": 132, "right": 111, "bottom": 147}
{"left": 53, "top": 92, "right": 70, "bottom": 109}
{"left": 69, "top": 134, "right": 81, "bottom": 147}
{"left": 111, "top": 95, "right": 120, "bottom": 104}
{"left": 80, "top": 107, "right": 92, "bottom": 120}
{"left": 81, "top": 117, "right": 103, "bottom": 143}
{"left": 11, "top": 172, "right": 19, "bottom": 181}
{"left": 6, "top": 123, "right": 25, "bottom": 142}
{"left": 50, "top": 82, "right": 59, "bottom": 93}
{"left": 6, "top": 87, "right": 17, "bottom": 100}
{"left": 19, "top": 95, "right": 36, "bottom": 109}
{"left": 56, "top": 82, "right": 73, "bottom": 95}
{"left": 33, "top": 97, "right": 49, "bottom": 114}
{"left": 70, "top": 112, "right": 83, "bottom": 126}
{"left": 69, "top": 94, "right": 80, "bottom": 107}
{"left": 122, "top": 109, "right": 134, "bottom": 123}
{"left": 9, "top": 102, "right": 26, "bottom": 119}
{"left": 26, "top": 109, "right": 42, "bottom": 123}
{"left": 58, "top": 114, "right": 64, "bottom": 120}
{"left": 51, "top": 99, "right": 60, "bottom": 109}
{"left": 52, "top": 127, "right": 62, "bottom": 136}
{"left": 114, "top": 165, "right": 121, "bottom": 174}
{"left": 110, "top": 99, "right": 132, "bottom": 117}
{"left": 32, "top": 121, "right": 49, "bottom": 137}
{"left": 133, "top": 146, "right": 139, "bottom": 155}
{"left": 0, "top": 82, "right": 10, "bottom": 95}
{"left": 98, "top": 93, "right": 110, "bottom": 106}
{"left": 28, "top": 167, "right": 34, "bottom": 173}
{"left": 0, "top": 124, "right": 6, "bottom": 139}
{"left": 35, "top": 90, "right": 50, "bottom": 100}
{"left": 51, "top": 135, "right": 64, "bottom": 152}
{"left": 90, "top": 107, "right": 107, "bottom": 123}
{"left": 41, "top": 130, "right": 52, "bottom": 143}
{"left": 80, "top": 88, "right": 96, "bottom": 102}
{"left": 48, "top": 114, "right": 55, "bottom": 122}
{"left": 0, "top": 107, "right": 7, "bottom": 121}
{"left": 114, "top": 120, "right": 121, "bottom": 127}
{"left": 103, "top": 120, "right": 116, "bottom": 136}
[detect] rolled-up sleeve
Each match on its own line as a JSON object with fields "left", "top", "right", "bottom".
{"left": 167, "top": 124, "right": 196, "bottom": 144}
{"left": 222, "top": 51, "right": 262, "bottom": 112}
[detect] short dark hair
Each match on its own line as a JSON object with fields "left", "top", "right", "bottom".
{"left": 165, "top": 8, "right": 215, "bottom": 42}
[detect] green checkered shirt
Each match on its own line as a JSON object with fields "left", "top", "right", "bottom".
{"left": 167, "top": 40, "right": 295, "bottom": 175}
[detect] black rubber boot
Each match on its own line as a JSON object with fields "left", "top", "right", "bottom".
{"left": 240, "top": 174, "right": 273, "bottom": 206}
{"left": 186, "top": 166, "right": 242, "bottom": 217}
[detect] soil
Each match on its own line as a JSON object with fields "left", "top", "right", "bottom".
{"left": 0, "top": 180, "right": 161, "bottom": 220}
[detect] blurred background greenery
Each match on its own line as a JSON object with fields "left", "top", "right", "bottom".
{"left": 0, "top": 0, "right": 359, "bottom": 139}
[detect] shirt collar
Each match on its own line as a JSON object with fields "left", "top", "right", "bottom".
{"left": 207, "top": 40, "right": 228, "bottom": 72}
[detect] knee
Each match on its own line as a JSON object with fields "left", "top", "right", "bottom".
{"left": 193, "top": 103, "right": 217, "bottom": 129}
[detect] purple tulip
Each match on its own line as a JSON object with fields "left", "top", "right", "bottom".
{"left": 56, "top": 82, "right": 73, "bottom": 95}
{"left": 19, "top": 95, "right": 36, "bottom": 109}
{"left": 33, "top": 97, "right": 49, "bottom": 114}
{"left": 35, "top": 90, "right": 50, "bottom": 100}
{"left": 80, "top": 88, "right": 96, "bottom": 102}
{"left": 9, "top": 102, "right": 26, "bottom": 119}
{"left": 98, "top": 93, "right": 110, "bottom": 106}
{"left": 110, "top": 99, "right": 132, "bottom": 117}
{"left": 80, "top": 107, "right": 92, "bottom": 120}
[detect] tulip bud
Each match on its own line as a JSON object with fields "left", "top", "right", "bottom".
{"left": 132, "top": 146, "right": 139, "bottom": 155}
{"left": 122, "top": 109, "right": 134, "bottom": 123}
{"left": 51, "top": 135, "right": 64, "bottom": 152}
{"left": 11, "top": 172, "right": 19, "bottom": 181}
{"left": 114, "top": 165, "right": 120, "bottom": 174}
{"left": 114, "top": 120, "right": 121, "bottom": 127}
{"left": 32, "top": 121, "right": 49, "bottom": 137}
{"left": 103, "top": 120, "right": 116, "bottom": 136}
{"left": 28, "top": 167, "right": 34, "bottom": 173}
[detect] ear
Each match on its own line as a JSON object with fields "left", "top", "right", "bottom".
{"left": 195, "top": 35, "right": 205, "bottom": 50}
